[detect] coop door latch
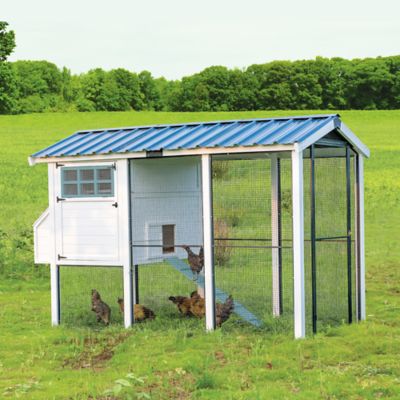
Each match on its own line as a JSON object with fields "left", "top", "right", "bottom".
{"left": 112, "top": 202, "right": 118, "bottom": 208}
{"left": 56, "top": 196, "right": 65, "bottom": 202}
{"left": 58, "top": 254, "right": 67, "bottom": 260}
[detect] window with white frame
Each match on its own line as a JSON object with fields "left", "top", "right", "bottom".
{"left": 61, "top": 166, "right": 114, "bottom": 198}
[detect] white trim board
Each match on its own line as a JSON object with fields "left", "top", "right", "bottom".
{"left": 29, "top": 145, "right": 295, "bottom": 165}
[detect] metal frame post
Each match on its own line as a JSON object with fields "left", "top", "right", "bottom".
{"left": 346, "top": 146, "right": 353, "bottom": 324}
{"left": 271, "top": 156, "right": 282, "bottom": 316}
{"left": 310, "top": 145, "right": 317, "bottom": 333}
{"left": 292, "top": 146, "right": 306, "bottom": 338}
{"left": 201, "top": 154, "right": 216, "bottom": 331}
{"left": 133, "top": 264, "right": 139, "bottom": 304}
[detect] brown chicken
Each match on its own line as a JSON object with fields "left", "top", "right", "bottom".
{"left": 168, "top": 295, "right": 193, "bottom": 316}
{"left": 91, "top": 289, "right": 111, "bottom": 326}
{"left": 169, "top": 291, "right": 233, "bottom": 327}
{"left": 189, "top": 290, "right": 205, "bottom": 318}
{"left": 215, "top": 295, "right": 234, "bottom": 327}
{"left": 117, "top": 298, "right": 155, "bottom": 322}
{"left": 182, "top": 245, "right": 204, "bottom": 280}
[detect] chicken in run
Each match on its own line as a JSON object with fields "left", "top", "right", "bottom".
{"left": 181, "top": 245, "right": 204, "bottom": 280}
{"left": 91, "top": 289, "right": 111, "bottom": 326}
{"left": 189, "top": 290, "right": 205, "bottom": 318}
{"left": 117, "top": 298, "right": 155, "bottom": 322}
{"left": 169, "top": 290, "right": 234, "bottom": 326}
{"left": 168, "top": 294, "right": 193, "bottom": 317}
{"left": 168, "top": 290, "right": 205, "bottom": 317}
{"left": 215, "top": 295, "right": 234, "bottom": 327}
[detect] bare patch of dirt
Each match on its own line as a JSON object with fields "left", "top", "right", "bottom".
{"left": 63, "top": 331, "right": 131, "bottom": 370}
{"left": 214, "top": 350, "right": 227, "bottom": 365}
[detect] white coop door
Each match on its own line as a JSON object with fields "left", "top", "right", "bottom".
{"left": 55, "top": 164, "right": 120, "bottom": 263}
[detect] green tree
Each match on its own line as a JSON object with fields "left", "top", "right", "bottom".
{"left": 109, "top": 68, "right": 143, "bottom": 110}
{"left": 345, "top": 58, "right": 394, "bottom": 109}
{"left": 138, "top": 71, "right": 161, "bottom": 110}
{"left": 12, "top": 60, "right": 65, "bottom": 113}
{"left": 0, "top": 21, "right": 17, "bottom": 114}
{"left": 0, "top": 21, "right": 15, "bottom": 61}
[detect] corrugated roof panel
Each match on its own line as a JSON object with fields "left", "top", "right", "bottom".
{"left": 31, "top": 114, "right": 346, "bottom": 159}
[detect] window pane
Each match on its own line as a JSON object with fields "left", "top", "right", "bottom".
{"left": 162, "top": 224, "right": 175, "bottom": 254}
{"left": 80, "top": 182, "right": 95, "bottom": 195}
{"left": 97, "top": 182, "right": 112, "bottom": 195}
{"left": 64, "top": 183, "right": 78, "bottom": 196}
{"left": 80, "top": 169, "right": 94, "bottom": 181}
{"left": 63, "top": 169, "right": 77, "bottom": 182}
{"left": 97, "top": 168, "right": 112, "bottom": 180}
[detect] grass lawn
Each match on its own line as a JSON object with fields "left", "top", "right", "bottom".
{"left": 0, "top": 110, "right": 400, "bottom": 399}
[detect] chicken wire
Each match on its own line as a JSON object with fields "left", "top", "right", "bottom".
{"left": 212, "top": 155, "right": 293, "bottom": 331}
{"left": 59, "top": 266, "right": 124, "bottom": 327}
{"left": 129, "top": 157, "right": 204, "bottom": 324}
{"left": 303, "top": 147, "right": 357, "bottom": 333}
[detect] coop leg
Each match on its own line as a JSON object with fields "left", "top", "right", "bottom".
{"left": 123, "top": 264, "right": 133, "bottom": 327}
{"left": 271, "top": 156, "right": 282, "bottom": 317}
{"left": 292, "top": 148, "right": 306, "bottom": 339}
{"left": 201, "top": 154, "right": 216, "bottom": 331}
{"left": 50, "top": 263, "right": 60, "bottom": 326}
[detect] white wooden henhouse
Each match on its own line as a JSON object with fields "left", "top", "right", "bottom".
{"left": 30, "top": 115, "right": 369, "bottom": 337}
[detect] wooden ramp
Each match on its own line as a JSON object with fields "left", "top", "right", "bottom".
{"left": 166, "top": 257, "right": 263, "bottom": 327}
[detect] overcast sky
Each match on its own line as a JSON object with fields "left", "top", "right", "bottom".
{"left": 3, "top": 0, "right": 400, "bottom": 80}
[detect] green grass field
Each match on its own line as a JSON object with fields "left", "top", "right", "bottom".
{"left": 0, "top": 110, "right": 399, "bottom": 399}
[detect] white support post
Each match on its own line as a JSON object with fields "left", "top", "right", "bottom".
{"left": 118, "top": 159, "right": 133, "bottom": 328}
{"left": 201, "top": 154, "right": 216, "bottom": 331}
{"left": 292, "top": 146, "right": 306, "bottom": 339}
{"left": 49, "top": 163, "right": 60, "bottom": 326}
{"left": 271, "top": 156, "right": 282, "bottom": 317}
{"left": 123, "top": 265, "right": 133, "bottom": 327}
{"left": 357, "top": 156, "right": 366, "bottom": 320}
{"left": 50, "top": 263, "right": 60, "bottom": 326}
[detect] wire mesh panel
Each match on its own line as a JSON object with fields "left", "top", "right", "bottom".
{"left": 212, "top": 154, "right": 293, "bottom": 331}
{"left": 130, "top": 157, "right": 205, "bottom": 325}
{"left": 303, "top": 147, "right": 357, "bottom": 333}
{"left": 59, "top": 266, "right": 124, "bottom": 327}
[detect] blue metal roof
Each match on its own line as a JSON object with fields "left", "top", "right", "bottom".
{"left": 31, "top": 114, "right": 342, "bottom": 159}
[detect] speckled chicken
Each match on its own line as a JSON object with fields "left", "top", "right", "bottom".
{"left": 216, "top": 295, "right": 234, "bottom": 327}
{"left": 91, "top": 289, "right": 111, "bottom": 326}
{"left": 117, "top": 298, "right": 155, "bottom": 322}
{"left": 182, "top": 245, "right": 204, "bottom": 280}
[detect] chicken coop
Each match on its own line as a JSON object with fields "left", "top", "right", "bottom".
{"left": 30, "top": 114, "right": 369, "bottom": 337}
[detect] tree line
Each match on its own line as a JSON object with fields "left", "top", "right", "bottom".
{"left": 1, "top": 22, "right": 400, "bottom": 114}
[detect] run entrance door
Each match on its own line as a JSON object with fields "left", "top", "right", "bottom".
{"left": 308, "top": 145, "right": 356, "bottom": 333}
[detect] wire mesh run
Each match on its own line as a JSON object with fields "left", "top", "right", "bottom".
{"left": 129, "top": 157, "right": 205, "bottom": 326}
{"left": 59, "top": 266, "right": 124, "bottom": 327}
{"left": 303, "top": 146, "right": 357, "bottom": 333}
{"left": 212, "top": 155, "right": 293, "bottom": 330}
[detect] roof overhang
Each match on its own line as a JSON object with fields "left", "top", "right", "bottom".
{"left": 28, "top": 144, "right": 295, "bottom": 165}
{"left": 297, "top": 118, "right": 370, "bottom": 157}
